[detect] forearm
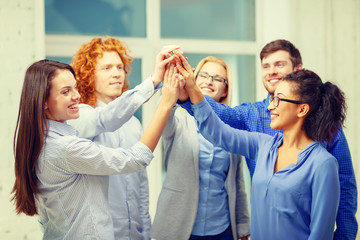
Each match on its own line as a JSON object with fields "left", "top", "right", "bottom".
{"left": 140, "top": 101, "right": 173, "bottom": 152}
{"left": 186, "top": 83, "right": 204, "bottom": 105}
{"left": 68, "top": 76, "right": 155, "bottom": 138}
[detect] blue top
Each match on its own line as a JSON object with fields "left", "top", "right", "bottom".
{"left": 67, "top": 76, "right": 156, "bottom": 239}
{"left": 36, "top": 120, "right": 153, "bottom": 240}
{"left": 180, "top": 95, "right": 358, "bottom": 240}
{"left": 191, "top": 127, "right": 230, "bottom": 236}
{"left": 192, "top": 99, "right": 340, "bottom": 239}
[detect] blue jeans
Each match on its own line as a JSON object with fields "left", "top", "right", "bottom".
{"left": 189, "top": 225, "right": 233, "bottom": 240}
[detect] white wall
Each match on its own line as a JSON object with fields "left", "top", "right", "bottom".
{"left": 0, "top": 0, "right": 359, "bottom": 239}
{"left": 259, "top": 0, "right": 360, "bottom": 238}
{"left": 0, "top": 0, "right": 45, "bottom": 239}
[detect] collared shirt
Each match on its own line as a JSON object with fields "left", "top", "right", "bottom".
{"left": 191, "top": 127, "right": 230, "bottom": 236}
{"left": 180, "top": 95, "right": 358, "bottom": 240}
{"left": 67, "top": 76, "right": 156, "bottom": 240}
{"left": 192, "top": 99, "right": 340, "bottom": 239}
{"left": 36, "top": 120, "right": 153, "bottom": 240}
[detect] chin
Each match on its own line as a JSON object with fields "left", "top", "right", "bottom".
{"left": 270, "top": 122, "right": 279, "bottom": 130}
{"left": 69, "top": 114, "right": 80, "bottom": 120}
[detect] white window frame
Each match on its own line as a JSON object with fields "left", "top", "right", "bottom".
{"left": 45, "top": 0, "right": 263, "bottom": 218}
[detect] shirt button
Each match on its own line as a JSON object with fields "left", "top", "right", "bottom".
{"left": 204, "top": 187, "right": 207, "bottom": 190}
{"left": 128, "top": 196, "right": 132, "bottom": 200}
{"left": 202, "top": 203, "right": 206, "bottom": 207}
{"left": 205, "top": 169, "right": 209, "bottom": 173}
{"left": 201, "top": 218, "right": 204, "bottom": 222}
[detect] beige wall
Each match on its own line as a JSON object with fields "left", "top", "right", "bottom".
{"left": 0, "top": 0, "right": 45, "bottom": 239}
{"left": 1, "top": 0, "right": 359, "bottom": 239}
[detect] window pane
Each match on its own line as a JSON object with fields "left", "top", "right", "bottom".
{"left": 161, "top": 0, "right": 255, "bottom": 41}
{"left": 46, "top": 56, "right": 143, "bottom": 122}
{"left": 45, "top": 0, "right": 146, "bottom": 37}
{"left": 186, "top": 54, "right": 256, "bottom": 104}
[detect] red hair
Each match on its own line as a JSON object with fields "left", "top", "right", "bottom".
{"left": 71, "top": 36, "right": 132, "bottom": 107}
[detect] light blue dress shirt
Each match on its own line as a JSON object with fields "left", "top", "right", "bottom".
{"left": 192, "top": 99, "right": 340, "bottom": 240}
{"left": 36, "top": 120, "right": 153, "bottom": 240}
{"left": 191, "top": 128, "right": 230, "bottom": 236}
{"left": 67, "top": 76, "right": 156, "bottom": 240}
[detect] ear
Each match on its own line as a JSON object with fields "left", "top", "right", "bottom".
{"left": 297, "top": 103, "right": 309, "bottom": 118}
{"left": 44, "top": 101, "right": 48, "bottom": 110}
{"left": 294, "top": 64, "right": 303, "bottom": 71}
{"left": 221, "top": 87, "right": 228, "bottom": 98}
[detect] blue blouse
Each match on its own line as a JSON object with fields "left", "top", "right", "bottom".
{"left": 192, "top": 99, "right": 340, "bottom": 240}
{"left": 180, "top": 95, "right": 357, "bottom": 240}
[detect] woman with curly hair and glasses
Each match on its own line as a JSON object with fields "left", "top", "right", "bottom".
{"left": 177, "top": 52, "right": 343, "bottom": 240}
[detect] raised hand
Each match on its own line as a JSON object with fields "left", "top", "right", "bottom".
{"left": 160, "top": 64, "right": 180, "bottom": 108}
{"left": 172, "top": 51, "right": 196, "bottom": 89}
{"left": 152, "top": 45, "right": 181, "bottom": 87}
{"left": 172, "top": 51, "right": 204, "bottom": 104}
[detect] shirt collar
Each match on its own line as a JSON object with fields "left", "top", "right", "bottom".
{"left": 96, "top": 99, "right": 107, "bottom": 107}
{"left": 47, "top": 120, "right": 78, "bottom": 137}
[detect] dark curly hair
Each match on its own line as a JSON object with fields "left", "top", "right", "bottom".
{"left": 283, "top": 69, "right": 346, "bottom": 144}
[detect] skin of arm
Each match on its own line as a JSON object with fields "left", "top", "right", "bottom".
{"left": 140, "top": 64, "right": 180, "bottom": 152}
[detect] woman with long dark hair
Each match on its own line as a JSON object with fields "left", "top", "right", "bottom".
{"left": 11, "top": 59, "right": 180, "bottom": 239}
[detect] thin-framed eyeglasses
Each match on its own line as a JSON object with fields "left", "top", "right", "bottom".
{"left": 269, "top": 96, "right": 302, "bottom": 107}
{"left": 196, "top": 71, "right": 227, "bottom": 84}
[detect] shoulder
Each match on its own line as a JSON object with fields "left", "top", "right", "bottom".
{"left": 309, "top": 143, "right": 339, "bottom": 171}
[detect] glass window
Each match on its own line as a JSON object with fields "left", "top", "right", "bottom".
{"left": 186, "top": 54, "right": 256, "bottom": 104}
{"left": 46, "top": 56, "right": 143, "bottom": 122}
{"left": 161, "top": 0, "right": 255, "bottom": 41}
{"left": 45, "top": 0, "right": 146, "bottom": 37}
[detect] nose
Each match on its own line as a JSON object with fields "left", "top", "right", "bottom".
{"left": 269, "top": 65, "right": 278, "bottom": 76}
{"left": 205, "top": 76, "right": 214, "bottom": 84}
{"left": 267, "top": 100, "right": 275, "bottom": 111}
{"left": 110, "top": 66, "right": 122, "bottom": 78}
{"left": 72, "top": 90, "right": 81, "bottom": 102}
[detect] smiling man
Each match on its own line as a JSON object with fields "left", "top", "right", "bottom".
{"left": 66, "top": 37, "right": 179, "bottom": 240}
{"left": 179, "top": 39, "right": 358, "bottom": 240}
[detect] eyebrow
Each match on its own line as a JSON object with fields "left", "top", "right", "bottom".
{"left": 200, "top": 71, "right": 225, "bottom": 77}
{"left": 276, "top": 92, "right": 287, "bottom": 97}
{"left": 262, "top": 60, "right": 287, "bottom": 65}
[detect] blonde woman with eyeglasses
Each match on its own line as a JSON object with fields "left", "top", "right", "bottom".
{"left": 151, "top": 56, "right": 250, "bottom": 240}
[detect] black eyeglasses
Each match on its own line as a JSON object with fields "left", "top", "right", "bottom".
{"left": 269, "top": 96, "right": 302, "bottom": 107}
{"left": 196, "top": 72, "right": 227, "bottom": 84}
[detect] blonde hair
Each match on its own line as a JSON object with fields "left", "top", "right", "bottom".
{"left": 194, "top": 56, "right": 232, "bottom": 105}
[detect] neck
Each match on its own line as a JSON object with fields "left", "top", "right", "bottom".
{"left": 282, "top": 124, "right": 313, "bottom": 150}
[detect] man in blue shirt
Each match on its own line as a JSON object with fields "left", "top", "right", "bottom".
{"left": 179, "top": 39, "right": 358, "bottom": 240}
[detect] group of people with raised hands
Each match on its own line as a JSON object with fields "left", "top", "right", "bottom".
{"left": 11, "top": 36, "right": 357, "bottom": 240}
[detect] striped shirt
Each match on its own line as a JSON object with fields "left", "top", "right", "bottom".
{"left": 67, "top": 76, "right": 157, "bottom": 239}
{"left": 36, "top": 120, "right": 153, "bottom": 240}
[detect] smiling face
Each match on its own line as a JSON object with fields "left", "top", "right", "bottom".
{"left": 261, "top": 50, "right": 299, "bottom": 95}
{"left": 45, "top": 69, "right": 80, "bottom": 122}
{"left": 267, "top": 81, "right": 302, "bottom": 131}
{"left": 195, "top": 61, "right": 228, "bottom": 103}
{"left": 93, "top": 51, "right": 126, "bottom": 104}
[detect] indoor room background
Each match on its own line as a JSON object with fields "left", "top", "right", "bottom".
{"left": 0, "top": 0, "right": 359, "bottom": 239}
